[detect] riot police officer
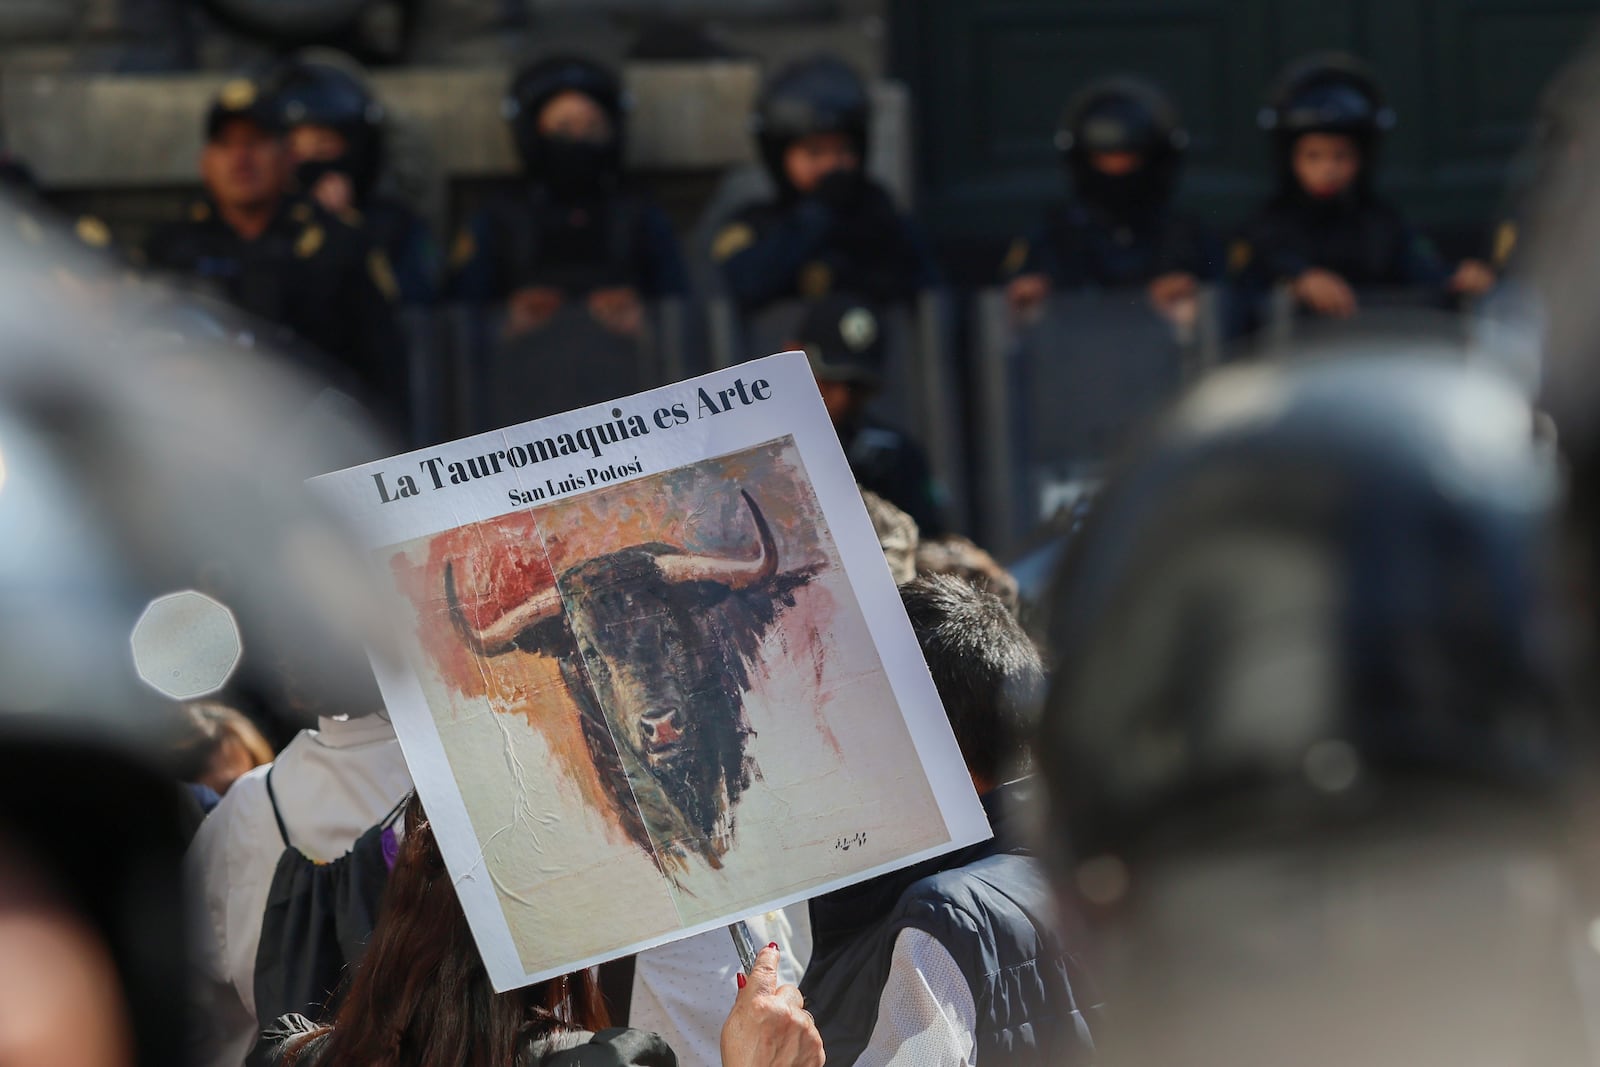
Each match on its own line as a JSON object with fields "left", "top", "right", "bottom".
{"left": 712, "top": 55, "right": 940, "bottom": 311}
{"left": 446, "top": 55, "right": 687, "bottom": 339}
{"left": 1233, "top": 53, "right": 1491, "bottom": 321}
{"left": 1004, "top": 77, "right": 1221, "bottom": 322}
{"left": 1034, "top": 354, "right": 1590, "bottom": 1066}
{"left": 144, "top": 76, "right": 407, "bottom": 423}
{"left": 793, "top": 293, "right": 944, "bottom": 535}
{"left": 272, "top": 50, "right": 439, "bottom": 304}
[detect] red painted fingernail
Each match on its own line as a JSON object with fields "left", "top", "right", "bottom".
{"left": 737, "top": 973, "right": 747, "bottom": 989}
{"left": 767, "top": 942, "right": 779, "bottom": 951}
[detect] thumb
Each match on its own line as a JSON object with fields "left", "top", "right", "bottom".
{"left": 741, "top": 943, "right": 781, "bottom": 1001}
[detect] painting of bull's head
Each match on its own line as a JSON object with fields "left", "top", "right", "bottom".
{"left": 444, "top": 490, "right": 812, "bottom": 873}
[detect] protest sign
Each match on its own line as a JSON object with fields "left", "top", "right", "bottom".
{"left": 308, "top": 351, "right": 992, "bottom": 990}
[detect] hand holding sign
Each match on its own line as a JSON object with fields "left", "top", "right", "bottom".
{"left": 721, "top": 945, "right": 824, "bottom": 1067}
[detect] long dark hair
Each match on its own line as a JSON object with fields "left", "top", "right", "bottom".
{"left": 292, "top": 793, "right": 608, "bottom": 1066}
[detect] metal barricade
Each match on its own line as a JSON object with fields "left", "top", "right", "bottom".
{"left": 1259, "top": 284, "right": 1472, "bottom": 351}
{"left": 399, "top": 306, "right": 449, "bottom": 448}
{"left": 438, "top": 298, "right": 689, "bottom": 439}
{"left": 973, "top": 286, "right": 1223, "bottom": 554}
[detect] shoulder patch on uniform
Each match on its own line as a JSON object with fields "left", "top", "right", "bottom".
{"left": 1493, "top": 221, "right": 1518, "bottom": 269}
{"left": 799, "top": 260, "right": 833, "bottom": 297}
{"left": 290, "top": 202, "right": 314, "bottom": 224}
{"left": 368, "top": 249, "right": 400, "bottom": 302}
{"left": 1000, "top": 237, "right": 1029, "bottom": 277}
{"left": 219, "top": 79, "right": 257, "bottom": 110}
{"left": 1228, "top": 239, "right": 1253, "bottom": 273}
{"left": 711, "top": 222, "right": 756, "bottom": 263}
{"left": 189, "top": 201, "right": 211, "bottom": 222}
{"left": 74, "top": 216, "right": 111, "bottom": 248}
{"left": 295, "top": 224, "right": 325, "bottom": 259}
{"left": 448, "top": 229, "right": 477, "bottom": 269}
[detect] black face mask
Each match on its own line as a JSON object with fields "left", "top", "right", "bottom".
{"left": 528, "top": 136, "right": 619, "bottom": 198}
{"left": 1073, "top": 162, "right": 1170, "bottom": 222}
{"left": 1287, "top": 183, "right": 1363, "bottom": 224}
{"left": 295, "top": 157, "right": 355, "bottom": 195}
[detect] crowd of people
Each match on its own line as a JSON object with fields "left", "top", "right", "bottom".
{"left": 6, "top": 27, "right": 1600, "bottom": 1067}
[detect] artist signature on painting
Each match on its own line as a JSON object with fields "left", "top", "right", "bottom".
{"left": 834, "top": 831, "right": 868, "bottom": 852}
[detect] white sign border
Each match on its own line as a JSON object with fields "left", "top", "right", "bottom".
{"left": 310, "top": 351, "right": 993, "bottom": 990}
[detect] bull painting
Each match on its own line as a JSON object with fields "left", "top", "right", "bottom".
{"left": 444, "top": 489, "right": 812, "bottom": 875}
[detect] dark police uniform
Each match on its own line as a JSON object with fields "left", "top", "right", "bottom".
{"left": 715, "top": 54, "right": 940, "bottom": 312}
{"left": 1232, "top": 52, "right": 1449, "bottom": 315}
{"left": 144, "top": 196, "right": 407, "bottom": 416}
{"left": 1231, "top": 195, "right": 1448, "bottom": 291}
{"left": 446, "top": 187, "right": 686, "bottom": 301}
{"left": 712, "top": 177, "right": 940, "bottom": 310}
{"left": 270, "top": 53, "right": 441, "bottom": 306}
{"left": 356, "top": 196, "right": 439, "bottom": 305}
{"left": 448, "top": 54, "right": 688, "bottom": 306}
{"left": 1004, "top": 202, "right": 1222, "bottom": 290}
{"left": 1005, "top": 76, "right": 1220, "bottom": 291}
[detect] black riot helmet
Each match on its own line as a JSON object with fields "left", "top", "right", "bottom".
{"left": 1035, "top": 354, "right": 1592, "bottom": 1066}
{"left": 1056, "top": 77, "right": 1188, "bottom": 217}
{"left": 754, "top": 55, "right": 870, "bottom": 195}
{"left": 1259, "top": 52, "right": 1394, "bottom": 192}
{"left": 503, "top": 55, "right": 627, "bottom": 196}
{"left": 270, "top": 51, "right": 386, "bottom": 201}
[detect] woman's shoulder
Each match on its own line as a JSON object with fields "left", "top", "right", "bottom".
{"left": 522, "top": 1026, "right": 679, "bottom": 1067}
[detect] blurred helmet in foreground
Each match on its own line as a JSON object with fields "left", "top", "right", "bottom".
{"left": 1037, "top": 354, "right": 1589, "bottom": 1066}
{"left": 1515, "top": 37, "right": 1600, "bottom": 631}
{"left": 0, "top": 200, "right": 396, "bottom": 1066}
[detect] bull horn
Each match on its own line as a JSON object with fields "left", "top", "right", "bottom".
{"left": 445, "top": 560, "right": 564, "bottom": 657}
{"left": 656, "top": 489, "right": 778, "bottom": 590}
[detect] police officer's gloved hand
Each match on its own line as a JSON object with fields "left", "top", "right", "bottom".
{"left": 812, "top": 168, "right": 869, "bottom": 213}
{"left": 296, "top": 159, "right": 358, "bottom": 217}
